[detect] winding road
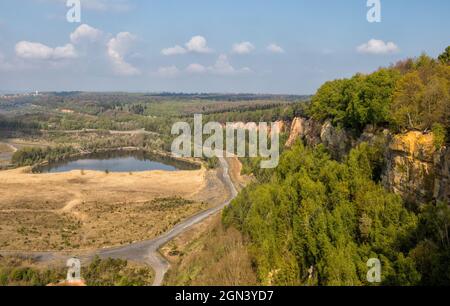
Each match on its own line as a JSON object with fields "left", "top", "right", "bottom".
{"left": 0, "top": 156, "right": 238, "bottom": 286}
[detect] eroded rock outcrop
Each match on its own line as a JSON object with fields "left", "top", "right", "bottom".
{"left": 435, "top": 147, "right": 450, "bottom": 203}
{"left": 382, "top": 131, "right": 450, "bottom": 204}
{"left": 286, "top": 118, "right": 449, "bottom": 204}
{"left": 320, "top": 121, "right": 353, "bottom": 159}
{"left": 286, "top": 117, "right": 352, "bottom": 159}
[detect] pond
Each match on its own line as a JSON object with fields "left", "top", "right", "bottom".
{"left": 35, "top": 150, "right": 199, "bottom": 173}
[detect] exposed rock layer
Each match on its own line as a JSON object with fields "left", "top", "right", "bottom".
{"left": 382, "top": 132, "right": 450, "bottom": 204}
{"left": 286, "top": 117, "right": 449, "bottom": 204}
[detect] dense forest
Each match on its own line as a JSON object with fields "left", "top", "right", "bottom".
{"left": 223, "top": 48, "right": 450, "bottom": 286}
{"left": 225, "top": 141, "right": 450, "bottom": 285}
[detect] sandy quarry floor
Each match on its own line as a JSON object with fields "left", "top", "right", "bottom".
{"left": 0, "top": 165, "right": 227, "bottom": 251}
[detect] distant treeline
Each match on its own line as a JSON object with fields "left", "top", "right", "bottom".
{"left": 203, "top": 102, "right": 309, "bottom": 124}
{"left": 140, "top": 92, "right": 309, "bottom": 102}
{"left": 0, "top": 116, "right": 41, "bottom": 131}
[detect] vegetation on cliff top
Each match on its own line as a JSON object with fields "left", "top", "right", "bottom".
{"left": 309, "top": 48, "right": 450, "bottom": 142}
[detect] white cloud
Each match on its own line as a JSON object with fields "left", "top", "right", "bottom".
{"left": 107, "top": 32, "right": 140, "bottom": 76}
{"left": 159, "top": 56, "right": 250, "bottom": 77}
{"left": 232, "top": 42, "right": 255, "bottom": 54}
{"left": 162, "top": 35, "right": 212, "bottom": 56}
{"left": 70, "top": 24, "right": 102, "bottom": 44}
{"left": 267, "top": 43, "right": 285, "bottom": 54}
{"left": 15, "top": 41, "right": 77, "bottom": 60}
{"left": 15, "top": 42, "right": 53, "bottom": 60}
{"left": 208, "top": 54, "right": 251, "bottom": 75}
{"left": 186, "top": 63, "right": 207, "bottom": 74}
{"left": 210, "top": 54, "right": 235, "bottom": 75}
{"left": 161, "top": 45, "right": 187, "bottom": 56}
{"left": 157, "top": 66, "right": 180, "bottom": 78}
{"left": 186, "top": 36, "right": 213, "bottom": 53}
{"left": 357, "top": 39, "right": 400, "bottom": 55}
{"left": 53, "top": 44, "right": 77, "bottom": 59}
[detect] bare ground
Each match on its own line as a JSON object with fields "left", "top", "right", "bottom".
{"left": 0, "top": 165, "right": 226, "bottom": 251}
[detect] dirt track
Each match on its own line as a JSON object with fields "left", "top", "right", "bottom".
{"left": 0, "top": 156, "right": 238, "bottom": 286}
{"left": 0, "top": 160, "right": 230, "bottom": 250}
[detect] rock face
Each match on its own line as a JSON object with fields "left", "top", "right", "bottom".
{"left": 286, "top": 118, "right": 449, "bottom": 204}
{"left": 286, "top": 117, "right": 352, "bottom": 159}
{"left": 320, "top": 121, "right": 353, "bottom": 160}
{"left": 285, "top": 117, "right": 305, "bottom": 147}
{"left": 436, "top": 148, "right": 450, "bottom": 203}
{"left": 382, "top": 131, "right": 449, "bottom": 204}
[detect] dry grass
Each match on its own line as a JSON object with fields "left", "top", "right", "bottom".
{"left": 227, "top": 156, "right": 254, "bottom": 192}
{"left": 0, "top": 166, "right": 226, "bottom": 251}
{"left": 0, "top": 143, "right": 14, "bottom": 152}
{"left": 0, "top": 142, "right": 15, "bottom": 166}
{"left": 0, "top": 255, "right": 155, "bottom": 286}
{"left": 162, "top": 214, "right": 258, "bottom": 286}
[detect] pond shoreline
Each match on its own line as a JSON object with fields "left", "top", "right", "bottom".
{"left": 31, "top": 147, "right": 202, "bottom": 173}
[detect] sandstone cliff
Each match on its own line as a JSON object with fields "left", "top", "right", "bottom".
{"left": 285, "top": 117, "right": 352, "bottom": 160}
{"left": 383, "top": 131, "right": 450, "bottom": 204}
{"left": 285, "top": 117, "right": 449, "bottom": 204}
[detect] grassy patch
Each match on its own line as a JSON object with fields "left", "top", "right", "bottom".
{"left": 163, "top": 215, "right": 257, "bottom": 286}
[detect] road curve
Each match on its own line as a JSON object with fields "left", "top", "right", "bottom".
{"left": 0, "top": 156, "right": 238, "bottom": 286}
{"left": 96, "top": 155, "right": 238, "bottom": 285}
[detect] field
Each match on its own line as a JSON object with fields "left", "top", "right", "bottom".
{"left": 0, "top": 165, "right": 228, "bottom": 251}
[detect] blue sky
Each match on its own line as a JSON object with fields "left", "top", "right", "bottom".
{"left": 0, "top": 0, "right": 449, "bottom": 94}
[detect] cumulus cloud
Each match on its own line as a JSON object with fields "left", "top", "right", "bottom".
{"left": 160, "top": 56, "right": 250, "bottom": 77}
{"left": 53, "top": 44, "right": 77, "bottom": 59}
{"left": 13, "top": 24, "right": 101, "bottom": 63}
{"left": 107, "top": 32, "right": 140, "bottom": 76}
{"left": 186, "top": 36, "right": 213, "bottom": 53}
{"left": 15, "top": 41, "right": 77, "bottom": 60}
{"left": 267, "top": 43, "right": 285, "bottom": 54}
{"left": 161, "top": 45, "right": 187, "bottom": 56}
{"left": 162, "top": 35, "right": 212, "bottom": 56}
{"left": 357, "top": 39, "right": 400, "bottom": 55}
{"left": 208, "top": 54, "right": 251, "bottom": 75}
{"left": 70, "top": 24, "right": 102, "bottom": 44}
{"left": 232, "top": 42, "right": 255, "bottom": 55}
{"left": 186, "top": 63, "right": 207, "bottom": 74}
{"left": 157, "top": 66, "right": 180, "bottom": 78}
